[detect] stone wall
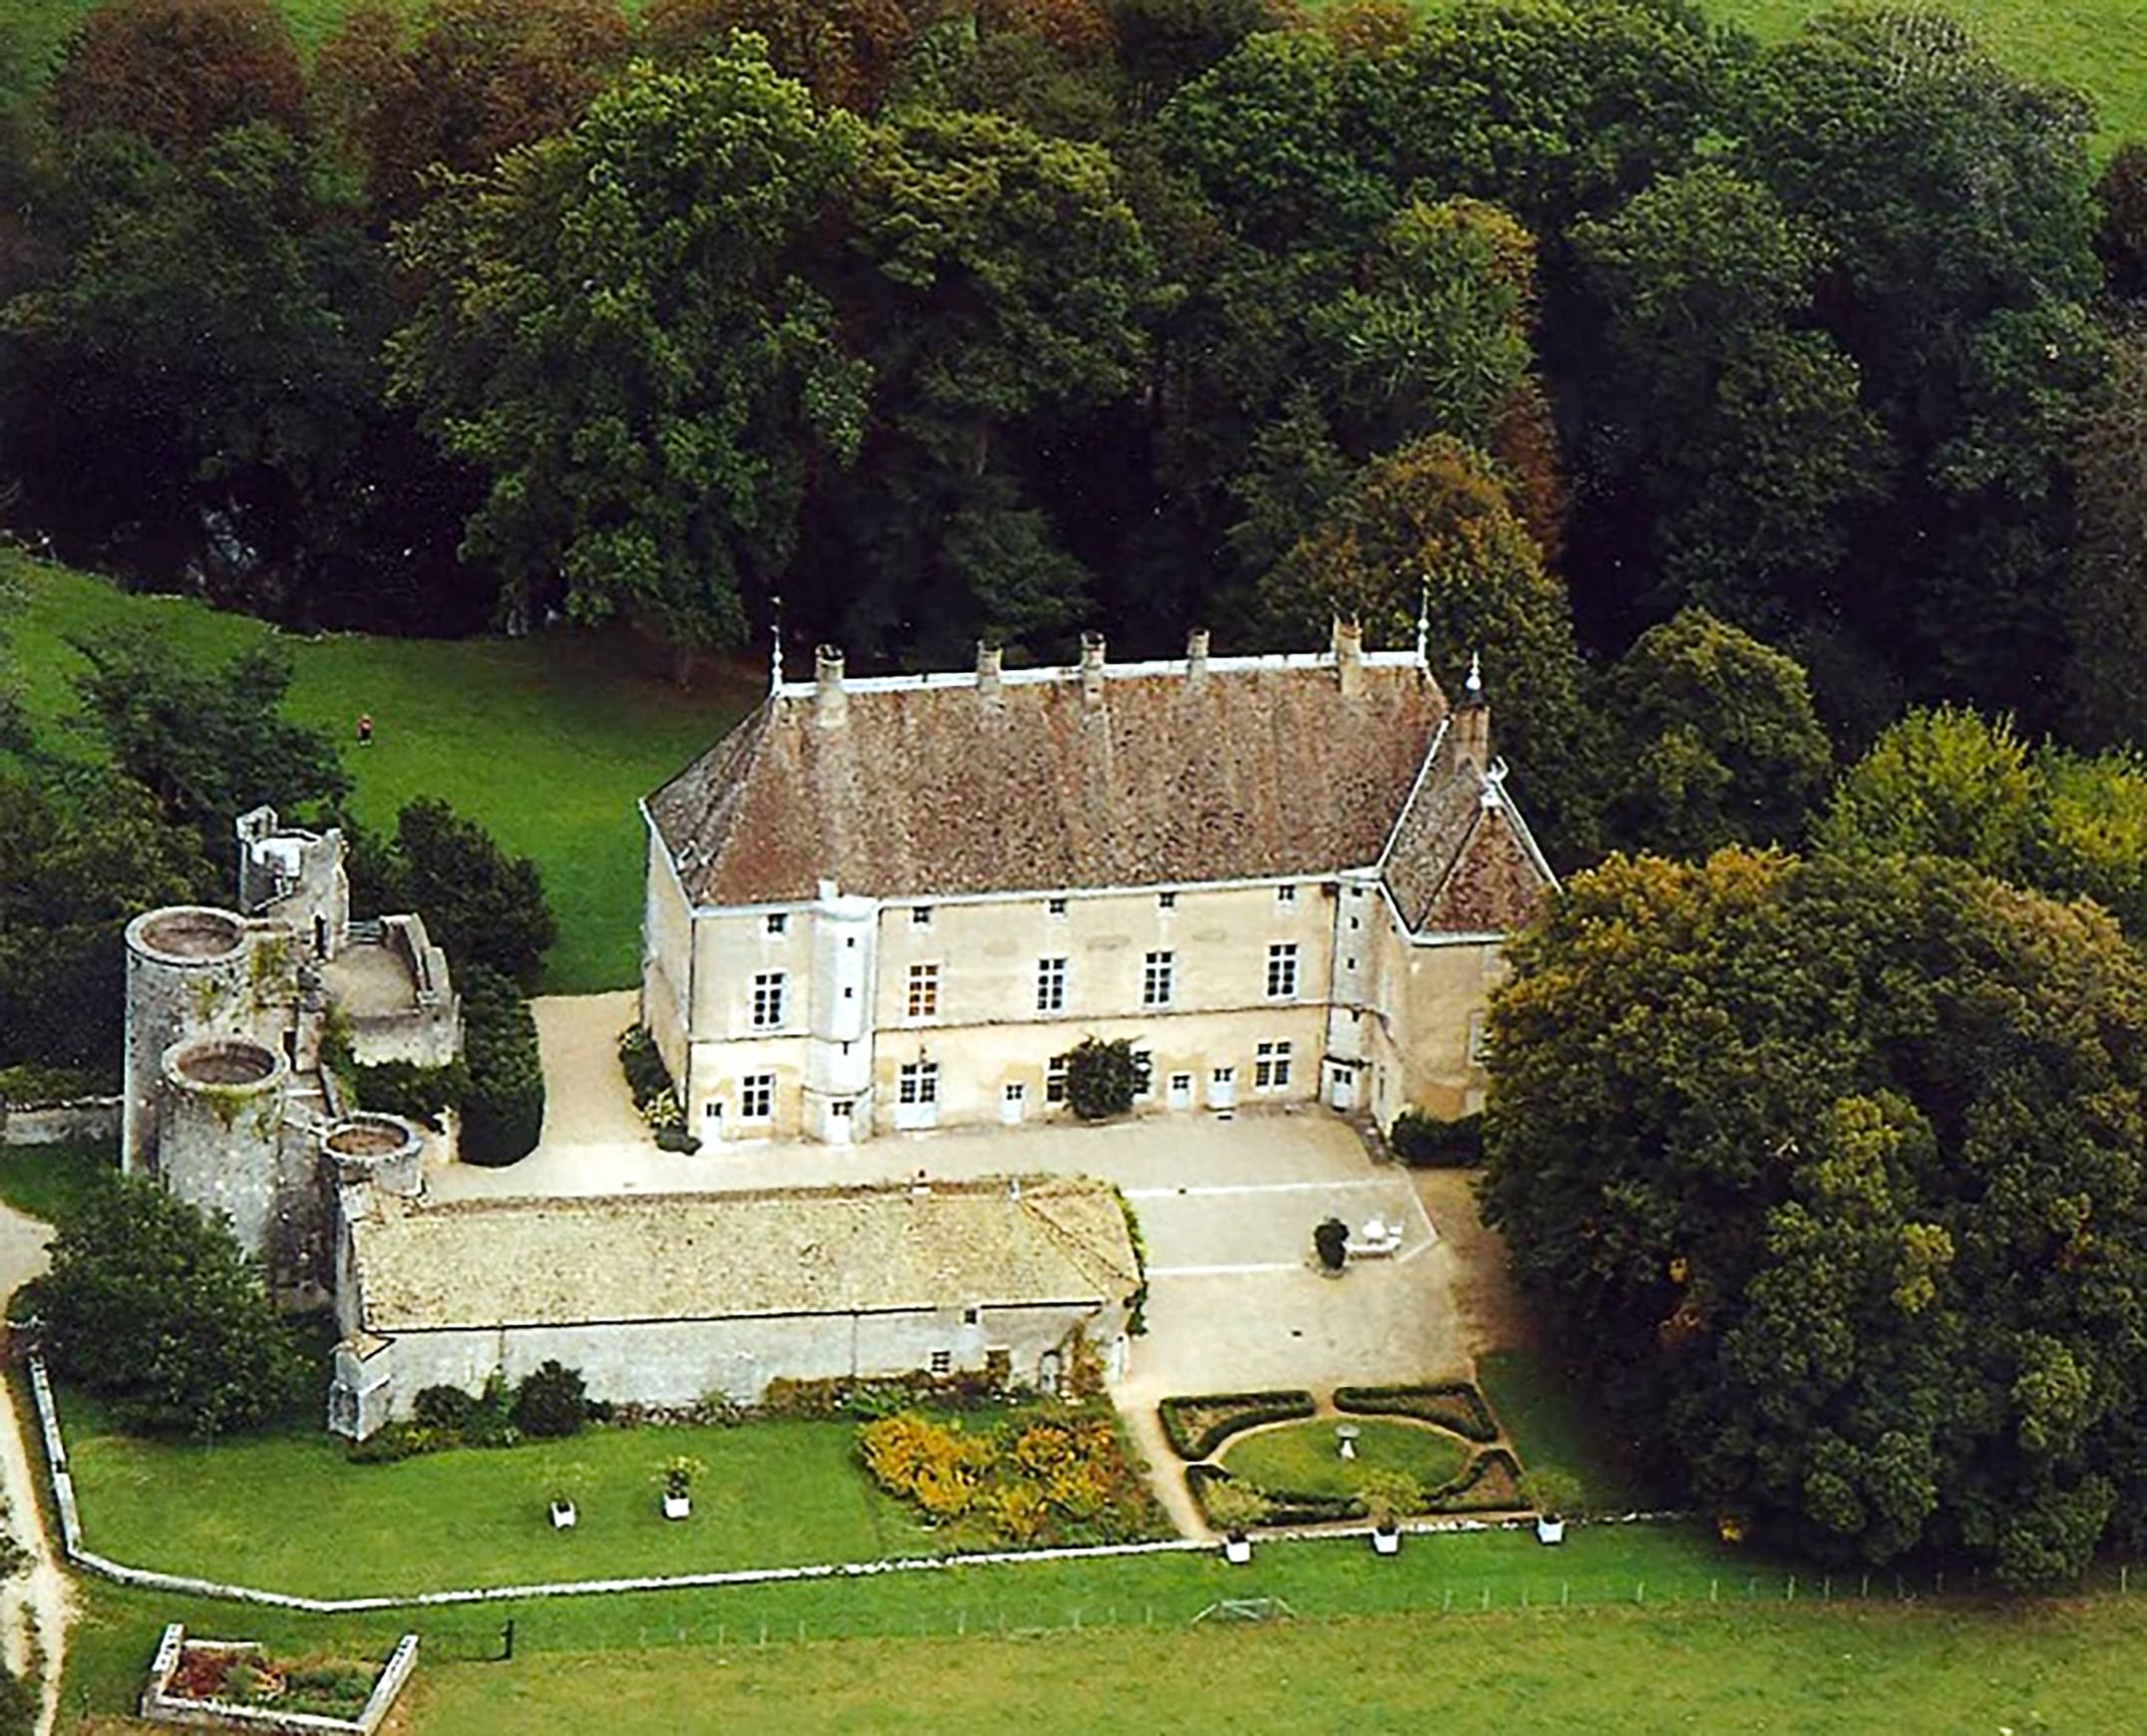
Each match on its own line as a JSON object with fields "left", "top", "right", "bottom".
{"left": 375, "top": 1299, "right": 1114, "bottom": 1420}
{"left": 0, "top": 1097, "right": 121, "bottom": 1147}
{"left": 139, "top": 1625, "right": 418, "bottom": 1734}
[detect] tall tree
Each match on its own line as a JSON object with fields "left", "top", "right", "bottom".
{"left": 1814, "top": 704, "right": 2036, "bottom": 878}
{"left": 49, "top": 0, "right": 305, "bottom": 154}
{"left": 68, "top": 632, "right": 350, "bottom": 856}
{"left": 1601, "top": 607, "right": 1832, "bottom": 858}
{"left": 1484, "top": 847, "right": 2147, "bottom": 1588}
{"left": 390, "top": 44, "right": 870, "bottom": 655}
{"left": 644, "top": 0, "right": 919, "bottom": 115}
{"left": 1263, "top": 435, "right": 1601, "bottom": 858}
{"left": 321, "top": 0, "right": 631, "bottom": 220}
{"left": 2065, "top": 327, "right": 2147, "bottom": 748}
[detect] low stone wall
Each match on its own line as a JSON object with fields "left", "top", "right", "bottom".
{"left": 139, "top": 1624, "right": 418, "bottom": 1734}
{"left": 0, "top": 1097, "right": 121, "bottom": 1147}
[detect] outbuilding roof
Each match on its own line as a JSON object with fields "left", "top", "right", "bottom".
{"left": 348, "top": 1176, "right": 1141, "bottom": 1332}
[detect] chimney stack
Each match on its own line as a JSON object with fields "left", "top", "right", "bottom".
{"left": 814, "top": 645, "right": 847, "bottom": 730}
{"left": 1453, "top": 651, "right": 1490, "bottom": 766}
{"left": 1080, "top": 632, "right": 1107, "bottom": 707}
{"left": 1332, "top": 616, "right": 1364, "bottom": 699}
{"left": 1187, "top": 628, "right": 1210, "bottom": 687}
{"left": 977, "top": 641, "right": 1003, "bottom": 704}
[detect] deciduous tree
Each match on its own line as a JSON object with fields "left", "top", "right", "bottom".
{"left": 50, "top": 0, "right": 305, "bottom": 154}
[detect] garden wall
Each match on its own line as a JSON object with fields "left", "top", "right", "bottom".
{"left": 0, "top": 1097, "right": 121, "bottom": 1146}
{"left": 139, "top": 1625, "right": 418, "bottom": 1733}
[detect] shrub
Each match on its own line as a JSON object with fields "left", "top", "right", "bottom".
{"left": 350, "top": 1057, "right": 467, "bottom": 1122}
{"left": 1158, "top": 1390, "right": 1315, "bottom": 1460}
{"left": 346, "top": 1421, "right": 437, "bottom": 1464}
{"left": 1358, "top": 1468, "right": 1428, "bottom": 1527}
{"left": 618, "top": 1024, "right": 672, "bottom": 1110}
{"left": 1333, "top": 1382, "right": 1499, "bottom": 1443}
{"left": 1199, "top": 1474, "right": 1273, "bottom": 1534}
{"left": 1519, "top": 1462, "right": 1584, "bottom": 1519}
{"left": 460, "top": 964, "right": 543, "bottom": 1165}
{"left": 394, "top": 797, "right": 556, "bottom": 990}
{"left": 0, "top": 1062, "right": 112, "bottom": 1105}
{"left": 1063, "top": 1036, "right": 1148, "bottom": 1120}
{"left": 512, "top": 1360, "right": 588, "bottom": 1438}
{"left": 17, "top": 1174, "right": 308, "bottom": 1439}
{"left": 1191, "top": 1464, "right": 1357, "bottom": 1528}
{"left": 1389, "top": 1109, "right": 1483, "bottom": 1167}
{"left": 413, "top": 1383, "right": 482, "bottom": 1434}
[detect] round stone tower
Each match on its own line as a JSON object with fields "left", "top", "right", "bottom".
{"left": 321, "top": 1114, "right": 425, "bottom": 1200}
{"left": 124, "top": 906, "right": 256, "bottom": 1176}
{"left": 158, "top": 1033, "right": 288, "bottom": 1262}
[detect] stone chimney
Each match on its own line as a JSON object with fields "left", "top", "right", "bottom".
{"left": 1187, "top": 628, "right": 1210, "bottom": 687}
{"left": 1453, "top": 651, "right": 1490, "bottom": 766}
{"left": 1332, "top": 616, "right": 1364, "bottom": 699}
{"left": 815, "top": 645, "right": 847, "bottom": 730}
{"left": 1080, "top": 632, "right": 1107, "bottom": 707}
{"left": 977, "top": 642, "right": 1003, "bottom": 705}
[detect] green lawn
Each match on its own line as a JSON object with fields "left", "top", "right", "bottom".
{"left": 56, "top": 1392, "right": 942, "bottom": 1597}
{"left": 4, "top": 555, "right": 745, "bottom": 993}
{"left": 0, "top": 1142, "right": 112, "bottom": 1232}
{"left": 1476, "top": 1348, "right": 1653, "bottom": 1512}
{"left": 1221, "top": 1418, "right": 1471, "bottom": 1499}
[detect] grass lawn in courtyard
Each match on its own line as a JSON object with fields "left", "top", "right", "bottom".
{"left": 3, "top": 555, "right": 745, "bottom": 994}
{"left": 54, "top": 1388, "right": 940, "bottom": 1597}
{"left": 0, "top": 1141, "right": 113, "bottom": 1232}
{"left": 1220, "top": 1418, "right": 1470, "bottom": 1499}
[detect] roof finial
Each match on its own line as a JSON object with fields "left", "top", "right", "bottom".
{"left": 1415, "top": 575, "right": 1431, "bottom": 667}
{"left": 769, "top": 593, "right": 785, "bottom": 695}
{"left": 1466, "top": 649, "right": 1483, "bottom": 701}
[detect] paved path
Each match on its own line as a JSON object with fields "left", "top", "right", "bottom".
{"left": 0, "top": 1197, "right": 72, "bottom": 1736}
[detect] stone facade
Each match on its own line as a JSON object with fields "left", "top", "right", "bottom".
{"left": 122, "top": 810, "right": 458, "bottom": 1299}
{"left": 642, "top": 630, "right": 1557, "bottom": 1144}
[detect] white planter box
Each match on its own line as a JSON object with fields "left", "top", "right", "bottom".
{"left": 1223, "top": 1535, "right": 1253, "bottom": 1564}
{"left": 1536, "top": 1516, "right": 1566, "bottom": 1546}
{"left": 1371, "top": 1527, "right": 1401, "bottom": 1556}
{"left": 663, "top": 1493, "right": 692, "bottom": 1521}
{"left": 549, "top": 1501, "right": 577, "bottom": 1531}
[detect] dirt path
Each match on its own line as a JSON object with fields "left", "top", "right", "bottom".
{"left": 0, "top": 1199, "right": 72, "bottom": 1735}
{"left": 1116, "top": 1398, "right": 1212, "bottom": 1542}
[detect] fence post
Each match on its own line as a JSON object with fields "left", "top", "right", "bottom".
{"left": 1787, "top": 1574, "right": 1796, "bottom": 1601}
{"left": 1635, "top": 1580, "right": 1644, "bottom": 1606}
{"left": 1561, "top": 1581, "right": 1569, "bottom": 1608}
{"left": 1709, "top": 1578, "right": 1718, "bottom": 1604}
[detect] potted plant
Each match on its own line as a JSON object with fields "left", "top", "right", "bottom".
{"left": 1203, "top": 1477, "right": 1271, "bottom": 1563}
{"left": 544, "top": 1462, "right": 592, "bottom": 1532}
{"left": 657, "top": 1454, "right": 705, "bottom": 1521}
{"left": 1312, "top": 1216, "right": 1350, "bottom": 1275}
{"left": 1359, "top": 1469, "right": 1426, "bottom": 1556}
{"left": 1520, "top": 1465, "right": 1583, "bottom": 1546}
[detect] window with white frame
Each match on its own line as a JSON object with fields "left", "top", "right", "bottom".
{"left": 912, "top": 904, "right": 934, "bottom": 927}
{"left": 962, "top": 1304, "right": 982, "bottom": 1326}
{"left": 1036, "top": 955, "right": 1067, "bottom": 1013}
{"left": 1266, "top": 942, "right": 1299, "bottom": 999}
{"left": 906, "top": 962, "right": 940, "bottom": 1020}
{"left": 1004, "top": 1082, "right": 1026, "bottom": 1105}
{"left": 1046, "top": 1055, "right": 1069, "bottom": 1104}
{"left": 928, "top": 1349, "right": 952, "bottom": 1375}
{"left": 832, "top": 1099, "right": 854, "bottom": 1120}
{"left": 1048, "top": 895, "right": 1068, "bottom": 917}
{"left": 1133, "top": 1049, "right": 1154, "bottom": 1097}
{"left": 703, "top": 1099, "right": 722, "bottom": 1121}
{"left": 740, "top": 1074, "right": 774, "bottom": 1119}
{"left": 765, "top": 912, "right": 788, "bottom": 935}
{"left": 1275, "top": 884, "right": 1296, "bottom": 906}
{"left": 1158, "top": 890, "right": 1177, "bottom": 909}
{"left": 1254, "top": 1041, "right": 1292, "bottom": 1091}
{"left": 751, "top": 970, "right": 786, "bottom": 1028}
{"left": 898, "top": 1061, "right": 939, "bottom": 1105}
{"left": 1144, "top": 950, "right": 1175, "bottom": 1007}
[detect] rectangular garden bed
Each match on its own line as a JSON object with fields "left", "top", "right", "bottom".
{"left": 141, "top": 1624, "right": 417, "bottom": 1733}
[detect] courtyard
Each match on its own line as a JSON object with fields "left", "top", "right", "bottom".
{"left": 427, "top": 994, "right": 1480, "bottom": 1423}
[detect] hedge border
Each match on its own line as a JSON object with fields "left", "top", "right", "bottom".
{"left": 1333, "top": 1381, "right": 1500, "bottom": 1444}
{"left": 1436, "top": 1447, "right": 1526, "bottom": 1513}
{"left": 1187, "top": 1464, "right": 1363, "bottom": 1529}
{"left": 1158, "top": 1390, "right": 1315, "bottom": 1462}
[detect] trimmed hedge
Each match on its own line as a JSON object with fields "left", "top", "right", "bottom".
{"left": 460, "top": 964, "right": 543, "bottom": 1166}
{"left": 1159, "top": 1390, "right": 1315, "bottom": 1461}
{"left": 1188, "top": 1464, "right": 1364, "bottom": 1529}
{"left": 1437, "top": 1447, "right": 1526, "bottom": 1512}
{"left": 1389, "top": 1109, "right": 1484, "bottom": 1167}
{"left": 1333, "top": 1381, "right": 1500, "bottom": 1444}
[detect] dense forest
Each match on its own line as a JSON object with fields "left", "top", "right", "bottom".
{"left": 3, "top": 0, "right": 2145, "bottom": 866}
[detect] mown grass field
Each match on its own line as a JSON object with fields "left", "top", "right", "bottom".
{"left": 3, "top": 554, "right": 746, "bottom": 994}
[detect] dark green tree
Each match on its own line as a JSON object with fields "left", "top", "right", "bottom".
{"left": 1814, "top": 705, "right": 2036, "bottom": 880}
{"left": 1063, "top": 1035, "right": 1147, "bottom": 1119}
{"left": 67, "top": 632, "right": 349, "bottom": 857}
{"left": 1484, "top": 848, "right": 2147, "bottom": 1587}
{"left": 1601, "top": 608, "right": 1832, "bottom": 858}
{"left": 18, "top": 1172, "right": 310, "bottom": 1438}
{"left": 390, "top": 43, "right": 870, "bottom": 656}
{"left": 391, "top": 798, "right": 555, "bottom": 990}
{"left": 459, "top": 963, "right": 544, "bottom": 1165}
{"left": 0, "top": 771, "right": 213, "bottom": 1072}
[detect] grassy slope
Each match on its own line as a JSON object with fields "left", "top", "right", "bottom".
{"left": 396, "top": 1599, "right": 2147, "bottom": 1735}
{"left": 5, "top": 555, "right": 745, "bottom": 994}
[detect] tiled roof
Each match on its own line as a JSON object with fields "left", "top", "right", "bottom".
{"left": 349, "top": 1177, "right": 1140, "bottom": 1331}
{"left": 649, "top": 652, "right": 1446, "bottom": 904}
{"left": 1379, "top": 735, "right": 1556, "bottom": 933}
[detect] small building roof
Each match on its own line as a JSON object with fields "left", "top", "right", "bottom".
{"left": 349, "top": 1177, "right": 1141, "bottom": 1332}
{"left": 646, "top": 650, "right": 1448, "bottom": 906}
